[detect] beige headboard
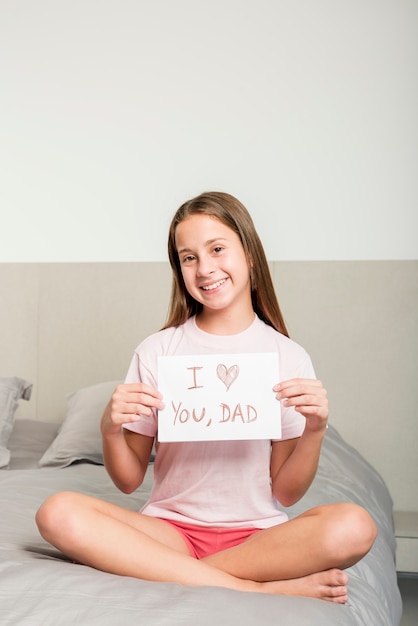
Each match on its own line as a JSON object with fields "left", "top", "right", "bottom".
{"left": 1, "top": 261, "right": 417, "bottom": 513}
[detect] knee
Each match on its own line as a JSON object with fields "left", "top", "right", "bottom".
{"left": 36, "top": 491, "right": 80, "bottom": 541}
{"left": 328, "top": 503, "right": 378, "bottom": 561}
{"left": 346, "top": 503, "right": 377, "bottom": 549}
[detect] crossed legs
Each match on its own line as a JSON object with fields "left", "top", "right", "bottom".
{"left": 203, "top": 503, "right": 377, "bottom": 601}
{"left": 36, "top": 492, "right": 377, "bottom": 602}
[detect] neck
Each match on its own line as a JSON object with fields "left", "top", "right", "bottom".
{"left": 196, "top": 308, "right": 256, "bottom": 336}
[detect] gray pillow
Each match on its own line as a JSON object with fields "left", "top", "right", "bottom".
{"left": 0, "top": 377, "right": 33, "bottom": 468}
{"left": 39, "top": 380, "right": 120, "bottom": 468}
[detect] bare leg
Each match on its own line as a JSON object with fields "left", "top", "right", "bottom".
{"left": 36, "top": 492, "right": 261, "bottom": 593}
{"left": 203, "top": 502, "right": 377, "bottom": 602}
{"left": 36, "top": 494, "right": 376, "bottom": 602}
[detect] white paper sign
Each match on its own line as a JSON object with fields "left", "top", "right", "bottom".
{"left": 157, "top": 352, "right": 281, "bottom": 442}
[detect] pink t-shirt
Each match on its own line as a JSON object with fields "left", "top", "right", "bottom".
{"left": 123, "top": 315, "right": 315, "bottom": 529}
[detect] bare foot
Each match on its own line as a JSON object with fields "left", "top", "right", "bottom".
{"left": 261, "top": 568, "right": 349, "bottom": 603}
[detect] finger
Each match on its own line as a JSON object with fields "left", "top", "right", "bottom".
{"left": 120, "top": 392, "right": 165, "bottom": 408}
{"left": 114, "top": 382, "right": 163, "bottom": 400}
{"left": 115, "top": 396, "right": 165, "bottom": 419}
{"left": 294, "top": 405, "right": 328, "bottom": 419}
{"left": 274, "top": 378, "right": 324, "bottom": 394}
{"left": 276, "top": 386, "right": 327, "bottom": 404}
{"left": 282, "top": 393, "right": 326, "bottom": 408}
{"left": 276, "top": 378, "right": 323, "bottom": 388}
{"left": 124, "top": 398, "right": 165, "bottom": 417}
{"left": 110, "top": 394, "right": 164, "bottom": 424}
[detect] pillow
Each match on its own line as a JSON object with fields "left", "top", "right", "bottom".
{"left": 0, "top": 376, "right": 33, "bottom": 468}
{"left": 38, "top": 380, "right": 120, "bottom": 468}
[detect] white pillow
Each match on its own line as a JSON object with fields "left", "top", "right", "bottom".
{"left": 39, "top": 380, "right": 120, "bottom": 468}
{"left": 0, "top": 377, "right": 32, "bottom": 468}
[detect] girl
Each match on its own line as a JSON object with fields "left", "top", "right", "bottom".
{"left": 36, "top": 191, "right": 377, "bottom": 602}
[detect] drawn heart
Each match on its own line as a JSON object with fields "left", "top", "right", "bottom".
{"left": 216, "top": 364, "right": 239, "bottom": 391}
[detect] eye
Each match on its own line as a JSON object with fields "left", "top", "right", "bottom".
{"left": 181, "top": 254, "right": 196, "bottom": 264}
{"left": 213, "top": 246, "right": 223, "bottom": 254}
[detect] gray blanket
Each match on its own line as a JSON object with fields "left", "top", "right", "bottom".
{"left": 0, "top": 422, "right": 402, "bottom": 625}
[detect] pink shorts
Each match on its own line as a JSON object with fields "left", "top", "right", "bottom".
{"left": 158, "top": 518, "right": 262, "bottom": 559}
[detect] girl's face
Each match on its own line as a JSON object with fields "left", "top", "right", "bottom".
{"left": 175, "top": 214, "right": 253, "bottom": 322}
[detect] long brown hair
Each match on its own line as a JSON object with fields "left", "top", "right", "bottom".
{"left": 163, "top": 191, "right": 289, "bottom": 337}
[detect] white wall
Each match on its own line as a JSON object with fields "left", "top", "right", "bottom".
{"left": 1, "top": 0, "right": 417, "bottom": 262}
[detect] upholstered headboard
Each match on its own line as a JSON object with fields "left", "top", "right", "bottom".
{"left": 1, "top": 261, "right": 417, "bottom": 514}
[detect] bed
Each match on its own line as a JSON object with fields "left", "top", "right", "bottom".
{"left": 0, "top": 377, "right": 402, "bottom": 626}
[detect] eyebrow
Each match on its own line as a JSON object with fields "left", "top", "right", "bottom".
{"left": 177, "top": 237, "right": 228, "bottom": 256}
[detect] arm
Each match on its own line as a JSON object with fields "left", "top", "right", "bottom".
{"left": 270, "top": 378, "right": 328, "bottom": 507}
{"left": 100, "top": 382, "right": 164, "bottom": 494}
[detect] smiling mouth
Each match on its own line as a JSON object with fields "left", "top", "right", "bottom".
{"left": 201, "top": 279, "right": 226, "bottom": 291}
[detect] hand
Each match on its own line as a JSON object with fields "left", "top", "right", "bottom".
{"left": 273, "top": 378, "right": 328, "bottom": 433}
{"left": 101, "top": 382, "right": 165, "bottom": 435}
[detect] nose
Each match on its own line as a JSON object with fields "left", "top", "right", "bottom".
{"left": 196, "top": 254, "right": 216, "bottom": 277}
